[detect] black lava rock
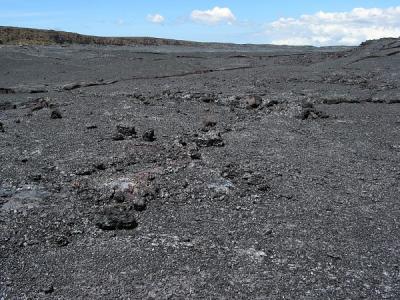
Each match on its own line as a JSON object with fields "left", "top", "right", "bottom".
{"left": 50, "top": 109, "right": 62, "bottom": 119}
{"left": 142, "top": 129, "right": 156, "bottom": 142}
{"left": 116, "top": 124, "right": 136, "bottom": 137}
{"left": 194, "top": 131, "right": 224, "bottom": 147}
{"left": 95, "top": 207, "right": 138, "bottom": 230}
{"left": 31, "top": 97, "right": 50, "bottom": 111}
{"left": 298, "top": 107, "right": 329, "bottom": 120}
{"left": 113, "top": 190, "right": 126, "bottom": 203}
{"left": 133, "top": 197, "right": 147, "bottom": 211}
{"left": 201, "top": 119, "right": 217, "bottom": 132}
{"left": 112, "top": 133, "right": 125, "bottom": 141}
{"left": 41, "top": 284, "right": 54, "bottom": 294}
{"left": 245, "top": 95, "right": 262, "bottom": 109}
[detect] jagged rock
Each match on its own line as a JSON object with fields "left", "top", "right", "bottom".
{"left": 86, "top": 124, "right": 97, "bottom": 129}
{"left": 201, "top": 119, "right": 217, "bottom": 132}
{"left": 298, "top": 105, "right": 329, "bottom": 120}
{"left": 31, "top": 97, "right": 50, "bottom": 111}
{"left": 40, "top": 284, "right": 54, "bottom": 294}
{"left": 0, "top": 101, "right": 17, "bottom": 110}
{"left": 0, "top": 85, "right": 48, "bottom": 94}
{"left": 62, "top": 80, "right": 117, "bottom": 91}
{"left": 193, "top": 131, "right": 224, "bottom": 147}
{"left": 142, "top": 129, "right": 155, "bottom": 142}
{"left": 188, "top": 143, "right": 201, "bottom": 160}
{"left": 113, "top": 190, "right": 126, "bottom": 203}
{"left": 95, "top": 207, "right": 138, "bottom": 230}
{"left": 0, "top": 121, "right": 4, "bottom": 133}
{"left": 265, "top": 99, "right": 280, "bottom": 107}
{"left": 132, "top": 197, "right": 147, "bottom": 211}
{"left": 112, "top": 133, "right": 125, "bottom": 141}
{"left": 245, "top": 95, "right": 262, "bottom": 108}
{"left": 117, "top": 124, "right": 136, "bottom": 137}
{"left": 50, "top": 109, "right": 62, "bottom": 119}
{"left": 75, "top": 168, "right": 95, "bottom": 176}
{"left": 113, "top": 124, "right": 136, "bottom": 140}
{"left": 94, "top": 162, "right": 106, "bottom": 171}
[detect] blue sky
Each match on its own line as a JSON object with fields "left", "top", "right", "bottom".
{"left": 1, "top": 0, "right": 400, "bottom": 45}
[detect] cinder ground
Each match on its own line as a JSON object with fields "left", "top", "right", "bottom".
{"left": 1, "top": 39, "right": 400, "bottom": 299}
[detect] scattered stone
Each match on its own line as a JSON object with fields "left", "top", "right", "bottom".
{"left": 41, "top": 284, "right": 54, "bottom": 294}
{"left": 30, "top": 173, "right": 42, "bottom": 181}
{"left": 193, "top": 131, "right": 224, "bottom": 147}
{"left": 94, "top": 162, "right": 106, "bottom": 170}
{"left": 301, "top": 101, "right": 314, "bottom": 109}
{"left": 188, "top": 143, "right": 201, "bottom": 160}
{"left": 112, "top": 133, "right": 125, "bottom": 141}
{"left": 142, "top": 129, "right": 156, "bottom": 142}
{"left": 50, "top": 109, "right": 62, "bottom": 119}
{"left": 116, "top": 124, "right": 136, "bottom": 137}
{"left": 95, "top": 207, "right": 138, "bottom": 230}
{"left": 245, "top": 95, "right": 262, "bottom": 109}
{"left": 1, "top": 85, "right": 48, "bottom": 94}
{"left": 111, "top": 180, "right": 156, "bottom": 211}
{"left": 0, "top": 101, "right": 17, "bottom": 110}
{"left": 113, "top": 190, "right": 126, "bottom": 203}
{"left": 321, "top": 94, "right": 360, "bottom": 105}
{"left": 31, "top": 97, "right": 50, "bottom": 111}
{"left": 132, "top": 197, "right": 147, "bottom": 211}
{"left": 201, "top": 119, "right": 217, "bottom": 132}
{"left": 199, "top": 94, "right": 216, "bottom": 103}
{"left": 265, "top": 228, "right": 273, "bottom": 235}
{"left": 62, "top": 80, "right": 117, "bottom": 91}
{"left": 75, "top": 168, "right": 95, "bottom": 176}
{"left": 258, "top": 183, "right": 271, "bottom": 192}
{"left": 50, "top": 235, "right": 69, "bottom": 247}
{"left": 221, "top": 163, "right": 239, "bottom": 179}
{"left": 265, "top": 99, "right": 279, "bottom": 107}
{"left": 0, "top": 87, "right": 14, "bottom": 94}
{"left": 327, "top": 252, "right": 342, "bottom": 260}
{"left": 86, "top": 124, "right": 97, "bottom": 129}
{"left": 112, "top": 124, "right": 136, "bottom": 141}
{"left": 298, "top": 106, "right": 329, "bottom": 120}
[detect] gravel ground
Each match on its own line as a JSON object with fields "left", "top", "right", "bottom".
{"left": 1, "top": 39, "right": 400, "bottom": 299}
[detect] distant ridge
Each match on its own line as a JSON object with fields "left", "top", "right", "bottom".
{"left": 0, "top": 26, "right": 318, "bottom": 50}
{"left": 0, "top": 26, "right": 210, "bottom": 46}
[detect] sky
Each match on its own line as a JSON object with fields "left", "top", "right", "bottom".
{"left": 1, "top": 0, "right": 400, "bottom": 46}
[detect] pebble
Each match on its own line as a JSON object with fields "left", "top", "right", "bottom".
{"left": 245, "top": 95, "right": 262, "bottom": 108}
{"left": 50, "top": 109, "right": 62, "bottom": 119}
{"left": 86, "top": 124, "right": 97, "bottom": 129}
{"left": 41, "top": 284, "right": 54, "bottom": 294}
{"left": 143, "top": 129, "right": 156, "bottom": 142}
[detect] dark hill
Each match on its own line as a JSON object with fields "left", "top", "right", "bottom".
{"left": 0, "top": 26, "right": 210, "bottom": 46}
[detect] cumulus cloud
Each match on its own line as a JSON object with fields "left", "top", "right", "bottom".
{"left": 265, "top": 6, "right": 400, "bottom": 46}
{"left": 190, "top": 7, "right": 236, "bottom": 25}
{"left": 147, "top": 13, "right": 165, "bottom": 24}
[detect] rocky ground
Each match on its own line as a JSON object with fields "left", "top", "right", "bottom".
{"left": 0, "top": 38, "right": 400, "bottom": 299}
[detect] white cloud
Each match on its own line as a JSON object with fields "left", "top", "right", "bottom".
{"left": 265, "top": 6, "right": 400, "bottom": 46}
{"left": 191, "top": 7, "right": 236, "bottom": 25}
{"left": 116, "top": 19, "right": 125, "bottom": 26}
{"left": 147, "top": 13, "right": 165, "bottom": 24}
